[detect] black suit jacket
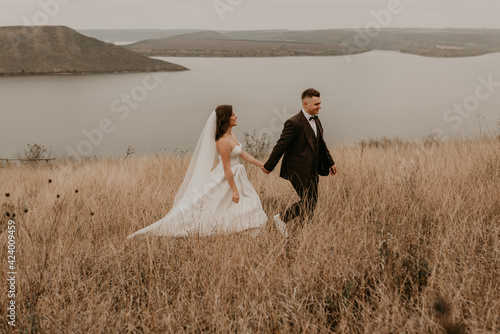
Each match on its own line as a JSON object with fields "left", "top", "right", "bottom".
{"left": 264, "top": 111, "right": 335, "bottom": 185}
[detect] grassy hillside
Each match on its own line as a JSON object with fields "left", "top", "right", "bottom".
{"left": 125, "top": 28, "right": 500, "bottom": 58}
{"left": 0, "top": 26, "right": 188, "bottom": 76}
{"left": 0, "top": 138, "right": 499, "bottom": 332}
{"left": 125, "top": 29, "right": 362, "bottom": 57}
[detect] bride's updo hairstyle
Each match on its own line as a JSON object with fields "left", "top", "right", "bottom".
{"left": 215, "top": 104, "right": 233, "bottom": 141}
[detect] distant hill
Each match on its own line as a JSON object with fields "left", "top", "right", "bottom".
{"left": 126, "top": 33, "right": 350, "bottom": 57}
{"left": 168, "top": 30, "right": 228, "bottom": 40}
{"left": 0, "top": 26, "right": 188, "bottom": 76}
{"left": 78, "top": 28, "right": 202, "bottom": 43}
{"left": 123, "top": 28, "right": 500, "bottom": 58}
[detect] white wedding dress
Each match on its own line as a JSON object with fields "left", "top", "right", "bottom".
{"left": 127, "top": 142, "right": 268, "bottom": 238}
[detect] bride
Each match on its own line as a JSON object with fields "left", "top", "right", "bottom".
{"left": 127, "top": 105, "right": 268, "bottom": 238}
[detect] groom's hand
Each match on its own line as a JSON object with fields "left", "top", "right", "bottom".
{"left": 261, "top": 166, "right": 271, "bottom": 174}
{"left": 329, "top": 165, "right": 337, "bottom": 175}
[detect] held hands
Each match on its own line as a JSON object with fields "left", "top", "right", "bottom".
{"left": 260, "top": 166, "right": 271, "bottom": 174}
{"left": 260, "top": 164, "right": 334, "bottom": 175}
{"left": 257, "top": 160, "right": 271, "bottom": 175}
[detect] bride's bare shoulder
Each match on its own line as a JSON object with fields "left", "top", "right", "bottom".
{"left": 216, "top": 136, "right": 229, "bottom": 145}
{"left": 216, "top": 136, "right": 231, "bottom": 154}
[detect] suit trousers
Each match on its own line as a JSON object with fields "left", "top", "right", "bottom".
{"left": 281, "top": 175, "right": 319, "bottom": 224}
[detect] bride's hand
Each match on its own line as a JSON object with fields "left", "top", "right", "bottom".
{"left": 232, "top": 190, "right": 240, "bottom": 203}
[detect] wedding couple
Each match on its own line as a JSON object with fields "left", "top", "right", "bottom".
{"left": 127, "top": 88, "right": 336, "bottom": 239}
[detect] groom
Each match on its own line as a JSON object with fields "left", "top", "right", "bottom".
{"left": 261, "top": 88, "right": 337, "bottom": 236}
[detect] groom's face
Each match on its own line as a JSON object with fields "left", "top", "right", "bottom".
{"left": 303, "top": 96, "right": 322, "bottom": 115}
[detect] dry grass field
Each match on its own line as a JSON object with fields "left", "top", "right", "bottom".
{"left": 1, "top": 137, "right": 499, "bottom": 333}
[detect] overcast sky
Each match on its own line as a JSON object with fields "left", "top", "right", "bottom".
{"left": 2, "top": 0, "right": 500, "bottom": 30}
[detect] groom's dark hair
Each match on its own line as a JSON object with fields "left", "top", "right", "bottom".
{"left": 215, "top": 105, "right": 233, "bottom": 141}
{"left": 301, "top": 88, "right": 320, "bottom": 100}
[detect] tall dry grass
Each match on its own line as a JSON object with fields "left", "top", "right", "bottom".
{"left": 0, "top": 138, "right": 499, "bottom": 333}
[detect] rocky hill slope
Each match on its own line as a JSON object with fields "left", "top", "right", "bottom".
{"left": 0, "top": 26, "right": 188, "bottom": 76}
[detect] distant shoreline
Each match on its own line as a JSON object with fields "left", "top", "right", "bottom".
{"left": 149, "top": 50, "right": 500, "bottom": 59}
{"left": 0, "top": 68, "right": 188, "bottom": 78}
{"left": 130, "top": 48, "right": 500, "bottom": 59}
{"left": 4, "top": 49, "right": 500, "bottom": 78}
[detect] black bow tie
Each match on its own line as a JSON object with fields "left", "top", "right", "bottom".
{"left": 309, "top": 115, "right": 318, "bottom": 121}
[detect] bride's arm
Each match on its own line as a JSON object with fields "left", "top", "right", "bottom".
{"left": 217, "top": 139, "right": 240, "bottom": 203}
{"left": 240, "top": 149, "right": 264, "bottom": 168}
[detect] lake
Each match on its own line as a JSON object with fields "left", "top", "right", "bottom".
{"left": 1, "top": 51, "right": 499, "bottom": 159}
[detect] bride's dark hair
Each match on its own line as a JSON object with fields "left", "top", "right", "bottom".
{"left": 215, "top": 105, "right": 233, "bottom": 141}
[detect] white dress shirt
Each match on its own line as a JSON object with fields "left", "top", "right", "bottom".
{"left": 302, "top": 108, "right": 317, "bottom": 137}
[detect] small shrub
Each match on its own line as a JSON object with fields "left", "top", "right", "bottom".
{"left": 24, "top": 143, "right": 52, "bottom": 161}
{"left": 242, "top": 130, "right": 271, "bottom": 160}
